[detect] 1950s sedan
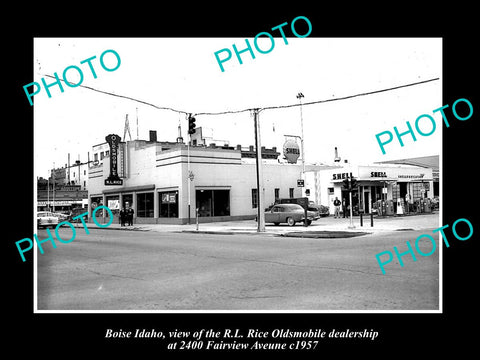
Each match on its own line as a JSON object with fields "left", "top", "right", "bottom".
{"left": 37, "top": 211, "right": 59, "bottom": 229}
{"left": 264, "top": 203, "right": 315, "bottom": 226}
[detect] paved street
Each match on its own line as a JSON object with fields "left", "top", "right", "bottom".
{"left": 37, "top": 221, "right": 439, "bottom": 311}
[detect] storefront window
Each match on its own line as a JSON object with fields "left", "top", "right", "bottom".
{"left": 137, "top": 192, "right": 154, "bottom": 217}
{"left": 90, "top": 196, "right": 103, "bottom": 209}
{"left": 159, "top": 191, "right": 178, "bottom": 218}
{"left": 122, "top": 194, "right": 133, "bottom": 209}
{"left": 196, "top": 190, "right": 230, "bottom": 217}
{"left": 106, "top": 195, "right": 120, "bottom": 215}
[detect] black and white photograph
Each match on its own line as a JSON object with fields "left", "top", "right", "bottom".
{"left": 8, "top": 7, "right": 477, "bottom": 355}
{"left": 32, "top": 37, "right": 442, "bottom": 311}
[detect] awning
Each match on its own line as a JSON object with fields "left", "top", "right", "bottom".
{"left": 102, "top": 184, "right": 155, "bottom": 194}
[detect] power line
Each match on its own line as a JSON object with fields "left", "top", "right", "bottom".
{"left": 261, "top": 77, "right": 440, "bottom": 112}
{"left": 41, "top": 73, "right": 190, "bottom": 115}
{"left": 41, "top": 73, "right": 439, "bottom": 117}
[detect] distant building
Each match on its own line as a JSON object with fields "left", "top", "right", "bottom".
{"left": 375, "top": 155, "right": 439, "bottom": 197}
{"left": 304, "top": 161, "right": 435, "bottom": 215}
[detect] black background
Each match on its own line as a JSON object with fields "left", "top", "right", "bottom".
{"left": 7, "top": 4, "right": 477, "bottom": 356}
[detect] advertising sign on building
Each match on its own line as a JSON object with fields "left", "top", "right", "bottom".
{"left": 283, "top": 138, "right": 300, "bottom": 164}
{"left": 108, "top": 199, "right": 120, "bottom": 210}
{"left": 105, "top": 134, "right": 123, "bottom": 186}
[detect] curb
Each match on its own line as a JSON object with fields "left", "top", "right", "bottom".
{"left": 179, "top": 230, "right": 278, "bottom": 237}
{"left": 280, "top": 231, "right": 371, "bottom": 238}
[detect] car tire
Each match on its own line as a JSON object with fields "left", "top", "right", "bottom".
{"left": 306, "top": 219, "right": 312, "bottom": 226}
{"left": 274, "top": 222, "right": 280, "bottom": 226}
{"left": 287, "top": 217, "right": 295, "bottom": 226}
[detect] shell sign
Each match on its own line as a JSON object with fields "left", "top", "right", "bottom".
{"left": 283, "top": 139, "right": 300, "bottom": 164}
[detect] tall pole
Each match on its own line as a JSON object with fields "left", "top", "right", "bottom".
{"left": 187, "top": 137, "right": 191, "bottom": 225}
{"left": 253, "top": 109, "right": 265, "bottom": 232}
{"left": 297, "top": 92, "right": 305, "bottom": 193}
{"left": 47, "top": 175, "right": 50, "bottom": 211}
{"left": 52, "top": 162, "right": 56, "bottom": 212}
{"left": 348, "top": 190, "right": 355, "bottom": 229}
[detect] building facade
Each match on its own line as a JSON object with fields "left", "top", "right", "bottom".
{"left": 305, "top": 163, "right": 434, "bottom": 215}
{"left": 87, "top": 135, "right": 321, "bottom": 225}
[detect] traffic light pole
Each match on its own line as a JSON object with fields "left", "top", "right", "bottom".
{"left": 187, "top": 115, "right": 196, "bottom": 225}
{"left": 187, "top": 138, "right": 191, "bottom": 225}
{"left": 343, "top": 177, "right": 356, "bottom": 229}
{"left": 348, "top": 191, "right": 355, "bottom": 229}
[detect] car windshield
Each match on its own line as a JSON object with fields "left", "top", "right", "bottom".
{"left": 281, "top": 204, "right": 303, "bottom": 211}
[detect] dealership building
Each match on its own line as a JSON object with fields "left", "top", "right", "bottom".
{"left": 87, "top": 129, "right": 329, "bottom": 224}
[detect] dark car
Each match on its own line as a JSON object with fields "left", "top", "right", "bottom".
{"left": 308, "top": 202, "right": 329, "bottom": 217}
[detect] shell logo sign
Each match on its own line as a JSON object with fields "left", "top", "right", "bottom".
{"left": 283, "top": 139, "right": 300, "bottom": 164}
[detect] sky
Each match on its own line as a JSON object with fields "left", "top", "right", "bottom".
{"left": 33, "top": 37, "right": 442, "bottom": 178}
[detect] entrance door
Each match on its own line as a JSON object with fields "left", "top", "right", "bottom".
{"left": 364, "top": 192, "right": 370, "bottom": 214}
{"left": 399, "top": 182, "right": 407, "bottom": 200}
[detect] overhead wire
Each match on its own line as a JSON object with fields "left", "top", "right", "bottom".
{"left": 41, "top": 73, "right": 439, "bottom": 117}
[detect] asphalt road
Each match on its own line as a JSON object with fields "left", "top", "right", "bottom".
{"left": 36, "top": 228, "right": 439, "bottom": 311}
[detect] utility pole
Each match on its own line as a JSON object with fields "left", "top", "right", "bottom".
{"left": 253, "top": 109, "right": 265, "bottom": 232}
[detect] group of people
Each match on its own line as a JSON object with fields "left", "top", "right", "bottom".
{"left": 333, "top": 196, "right": 350, "bottom": 219}
{"left": 120, "top": 202, "right": 134, "bottom": 226}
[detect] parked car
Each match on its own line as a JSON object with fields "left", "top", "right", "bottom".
{"left": 37, "top": 211, "right": 59, "bottom": 229}
{"left": 308, "top": 202, "right": 329, "bottom": 217}
{"left": 264, "top": 203, "right": 316, "bottom": 226}
{"left": 53, "top": 212, "right": 70, "bottom": 222}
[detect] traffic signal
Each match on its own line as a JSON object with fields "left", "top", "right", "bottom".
{"left": 342, "top": 176, "right": 358, "bottom": 191}
{"left": 188, "top": 115, "right": 196, "bottom": 135}
{"left": 350, "top": 177, "right": 357, "bottom": 190}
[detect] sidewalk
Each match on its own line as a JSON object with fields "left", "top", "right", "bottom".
{"left": 96, "top": 212, "right": 440, "bottom": 236}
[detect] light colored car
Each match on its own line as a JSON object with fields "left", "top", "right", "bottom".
{"left": 37, "top": 211, "right": 59, "bottom": 229}
{"left": 53, "top": 212, "right": 70, "bottom": 222}
{"left": 264, "top": 203, "right": 315, "bottom": 226}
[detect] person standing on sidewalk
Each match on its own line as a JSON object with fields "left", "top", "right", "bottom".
{"left": 119, "top": 207, "right": 126, "bottom": 227}
{"left": 126, "top": 202, "right": 134, "bottom": 226}
{"left": 333, "top": 197, "right": 341, "bottom": 218}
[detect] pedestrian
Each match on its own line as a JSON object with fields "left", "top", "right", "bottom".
{"left": 126, "top": 202, "right": 134, "bottom": 226}
{"left": 333, "top": 197, "right": 341, "bottom": 219}
{"left": 342, "top": 198, "right": 346, "bottom": 218}
{"left": 119, "top": 207, "right": 126, "bottom": 226}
